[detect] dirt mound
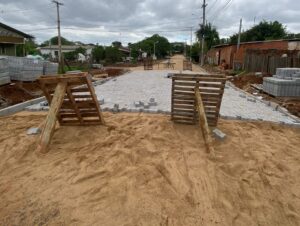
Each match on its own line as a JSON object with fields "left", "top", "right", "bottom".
{"left": 89, "top": 68, "right": 127, "bottom": 77}
{"left": 230, "top": 73, "right": 270, "bottom": 90}
{"left": 0, "top": 112, "right": 299, "bottom": 225}
{"left": 0, "top": 82, "right": 42, "bottom": 108}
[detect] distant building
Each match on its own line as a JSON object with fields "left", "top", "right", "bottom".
{"left": 0, "top": 22, "right": 33, "bottom": 56}
{"left": 38, "top": 45, "right": 93, "bottom": 60}
{"left": 207, "top": 39, "right": 300, "bottom": 70}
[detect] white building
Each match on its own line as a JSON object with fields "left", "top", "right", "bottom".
{"left": 38, "top": 45, "right": 93, "bottom": 60}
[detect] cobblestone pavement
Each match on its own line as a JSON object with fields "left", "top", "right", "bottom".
{"left": 25, "top": 70, "right": 299, "bottom": 125}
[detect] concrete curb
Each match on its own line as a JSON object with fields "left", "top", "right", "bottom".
{"left": 0, "top": 96, "right": 46, "bottom": 116}
{"left": 220, "top": 114, "right": 300, "bottom": 128}
{"left": 226, "top": 81, "right": 300, "bottom": 123}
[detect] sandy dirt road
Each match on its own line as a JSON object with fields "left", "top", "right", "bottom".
{"left": 128, "top": 54, "right": 207, "bottom": 73}
{"left": 0, "top": 112, "right": 299, "bottom": 225}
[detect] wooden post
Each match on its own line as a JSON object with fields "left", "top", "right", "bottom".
{"left": 37, "top": 82, "right": 67, "bottom": 153}
{"left": 86, "top": 76, "right": 105, "bottom": 125}
{"left": 195, "top": 87, "right": 215, "bottom": 154}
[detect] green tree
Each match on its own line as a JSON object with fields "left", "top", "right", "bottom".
{"left": 64, "top": 47, "right": 87, "bottom": 61}
{"left": 112, "top": 41, "right": 122, "bottom": 48}
{"left": 92, "top": 45, "right": 105, "bottom": 63}
{"left": 74, "top": 47, "right": 86, "bottom": 55}
{"left": 16, "top": 39, "right": 39, "bottom": 56}
{"left": 230, "top": 20, "right": 287, "bottom": 44}
{"left": 196, "top": 23, "right": 220, "bottom": 50}
{"left": 171, "top": 42, "right": 185, "bottom": 54}
{"left": 41, "top": 36, "right": 74, "bottom": 46}
{"left": 190, "top": 42, "right": 201, "bottom": 62}
{"left": 105, "top": 46, "right": 122, "bottom": 63}
{"left": 129, "top": 34, "right": 171, "bottom": 59}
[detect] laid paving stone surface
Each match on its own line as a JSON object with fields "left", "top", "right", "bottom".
{"left": 25, "top": 70, "right": 299, "bottom": 125}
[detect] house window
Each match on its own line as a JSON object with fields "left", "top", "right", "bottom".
{"left": 55, "top": 51, "right": 58, "bottom": 56}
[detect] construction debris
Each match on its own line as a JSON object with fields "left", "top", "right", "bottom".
{"left": 26, "top": 127, "right": 41, "bottom": 135}
{"left": 212, "top": 128, "right": 226, "bottom": 140}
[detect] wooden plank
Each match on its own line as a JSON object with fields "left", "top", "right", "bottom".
{"left": 60, "top": 112, "right": 100, "bottom": 118}
{"left": 173, "top": 73, "right": 225, "bottom": 78}
{"left": 195, "top": 88, "right": 215, "bottom": 154}
{"left": 173, "top": 104, "right": 195, "bottom": 109}
{"left": 174, "top": 81, "right": 224, "bottom": 88}
{"left": 173, "top": 76, "right": 226, "bottom": 82}
{"left": 172, "top": 112, "right": 194, "bottom": 117}
{"left": 173, "top": 100, "right": 195, "bottom": 104}
{"left": 60, "top": 121, "right": 103, "bottom": 126}
{"left": 61, "top": 100, "right": 96, "bottom": 109}
{"left": 37, "top": 82, "right": 67, "bottom": 153}
{"left": 71, "top": 87, "right": 90, "bottom": 92}
{"left": 173, "top": 87, "right": 224, "bottom": 94}
{"left": 66, "top": 87, "right": 84, "bottom": 123}
{"left": 173, "top": 86, "right": 195, "bottom": 92}
{"left": 72, "top": 94, "right": 93, "bottom": 99}
{"left": 173, "top": 95, "right": 195, "bottom": 100}
{"left": 38, "top": 76, "right": 86, "bottom": 84}
{"left": 172, "top": 109, "right": 195, "bottom": 113}
{"left": 85, "top": 76, "right": 105, "bottom": 125}
{"left": 174, "top": 91, "right": 222, "bottom": 100}
{"left": 172, "top": 120, "right": 195, "bottom": 125}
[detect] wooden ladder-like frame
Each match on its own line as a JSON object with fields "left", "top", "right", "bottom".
{"left": 37, "top": 73, "right": 105, "bottom": 153}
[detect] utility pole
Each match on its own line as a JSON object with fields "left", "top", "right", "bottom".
{"left": 200, "top": 0, "right": 207, "bottom": 66}
{"left": 52, "top": 0, "right": 64, "bottom": 73}
{"left": 153, "top": 41, "right": 158, "bottom": 60}
{"left": 237, "top": 18, "right": 242, "bottom": 51}
{"left": 190, "top": 27, "right": 193, "bottom": 62}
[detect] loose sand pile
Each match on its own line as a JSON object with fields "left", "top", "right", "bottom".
{"left": 0, "top": 112, "right": 299, "bottom": 226}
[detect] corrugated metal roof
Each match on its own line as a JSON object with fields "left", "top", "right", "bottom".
{"left": 0, "top": 22, "right": 34, "bottom": 39}
{"left": 212, "top": 38, "right": 300, "bottom": 49}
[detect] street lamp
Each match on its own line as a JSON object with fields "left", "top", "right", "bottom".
{"left": 153, "top": 41, "right": 159, "bottom": 60}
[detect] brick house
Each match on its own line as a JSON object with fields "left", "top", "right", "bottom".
{"left": 207, "top": 39, "right": 300, "bottom": 70}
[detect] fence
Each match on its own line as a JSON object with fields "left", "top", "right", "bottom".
{"left": 244, "top": 49, "right": 300, "bottom": 75}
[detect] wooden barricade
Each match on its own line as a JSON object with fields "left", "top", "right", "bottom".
{"left": 37, "top": 72, "right": 105, "bottom": 153}
{"left": 183, "top": 60, "right": 192, "bottom": 71}
{"left": 171, "top": 73, "right": 226, "bottom": 127}
{"left": 143, "top": 58, "right": 153, "bottom": 70}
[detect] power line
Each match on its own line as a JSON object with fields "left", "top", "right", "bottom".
{"left": 210, "top": 0, "right": 233, "bottom": 24}
{"left": 0, "top": 3, "right": 54, "bottom": 13}
{"left": 206, "top": 0, "right": 218, "bottom": 14}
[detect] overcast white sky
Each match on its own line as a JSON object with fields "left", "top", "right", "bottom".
{"left": 0, "top": 0, "right": 299, "bottom": 45}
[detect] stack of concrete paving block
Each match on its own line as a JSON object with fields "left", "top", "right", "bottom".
{"left": 43, "top": 61, "right": 58, "bottom": 75}
{"left": 0, "top": 58, "right": 11, "bottom": 85}
{"left": 6, "top": 56, "right": 44, "bottom": 81}
{"left": 5, "top": 56, "right": 58, "bottom": 82}
{"left": 263, "top": 68, "right": 300, "bottom": 97}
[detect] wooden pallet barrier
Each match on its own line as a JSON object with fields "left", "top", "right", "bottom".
{"left": 183, "top": 60, "right": 192, "bottom": 71}
{"left": 37, "top": 72, "right": 105, "bottom": 153}
{"left": 144, "top": 58, "right": 153, "bottom": 70}
{"left": 171, "top": 73, "right": 226, "bottom": 127}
